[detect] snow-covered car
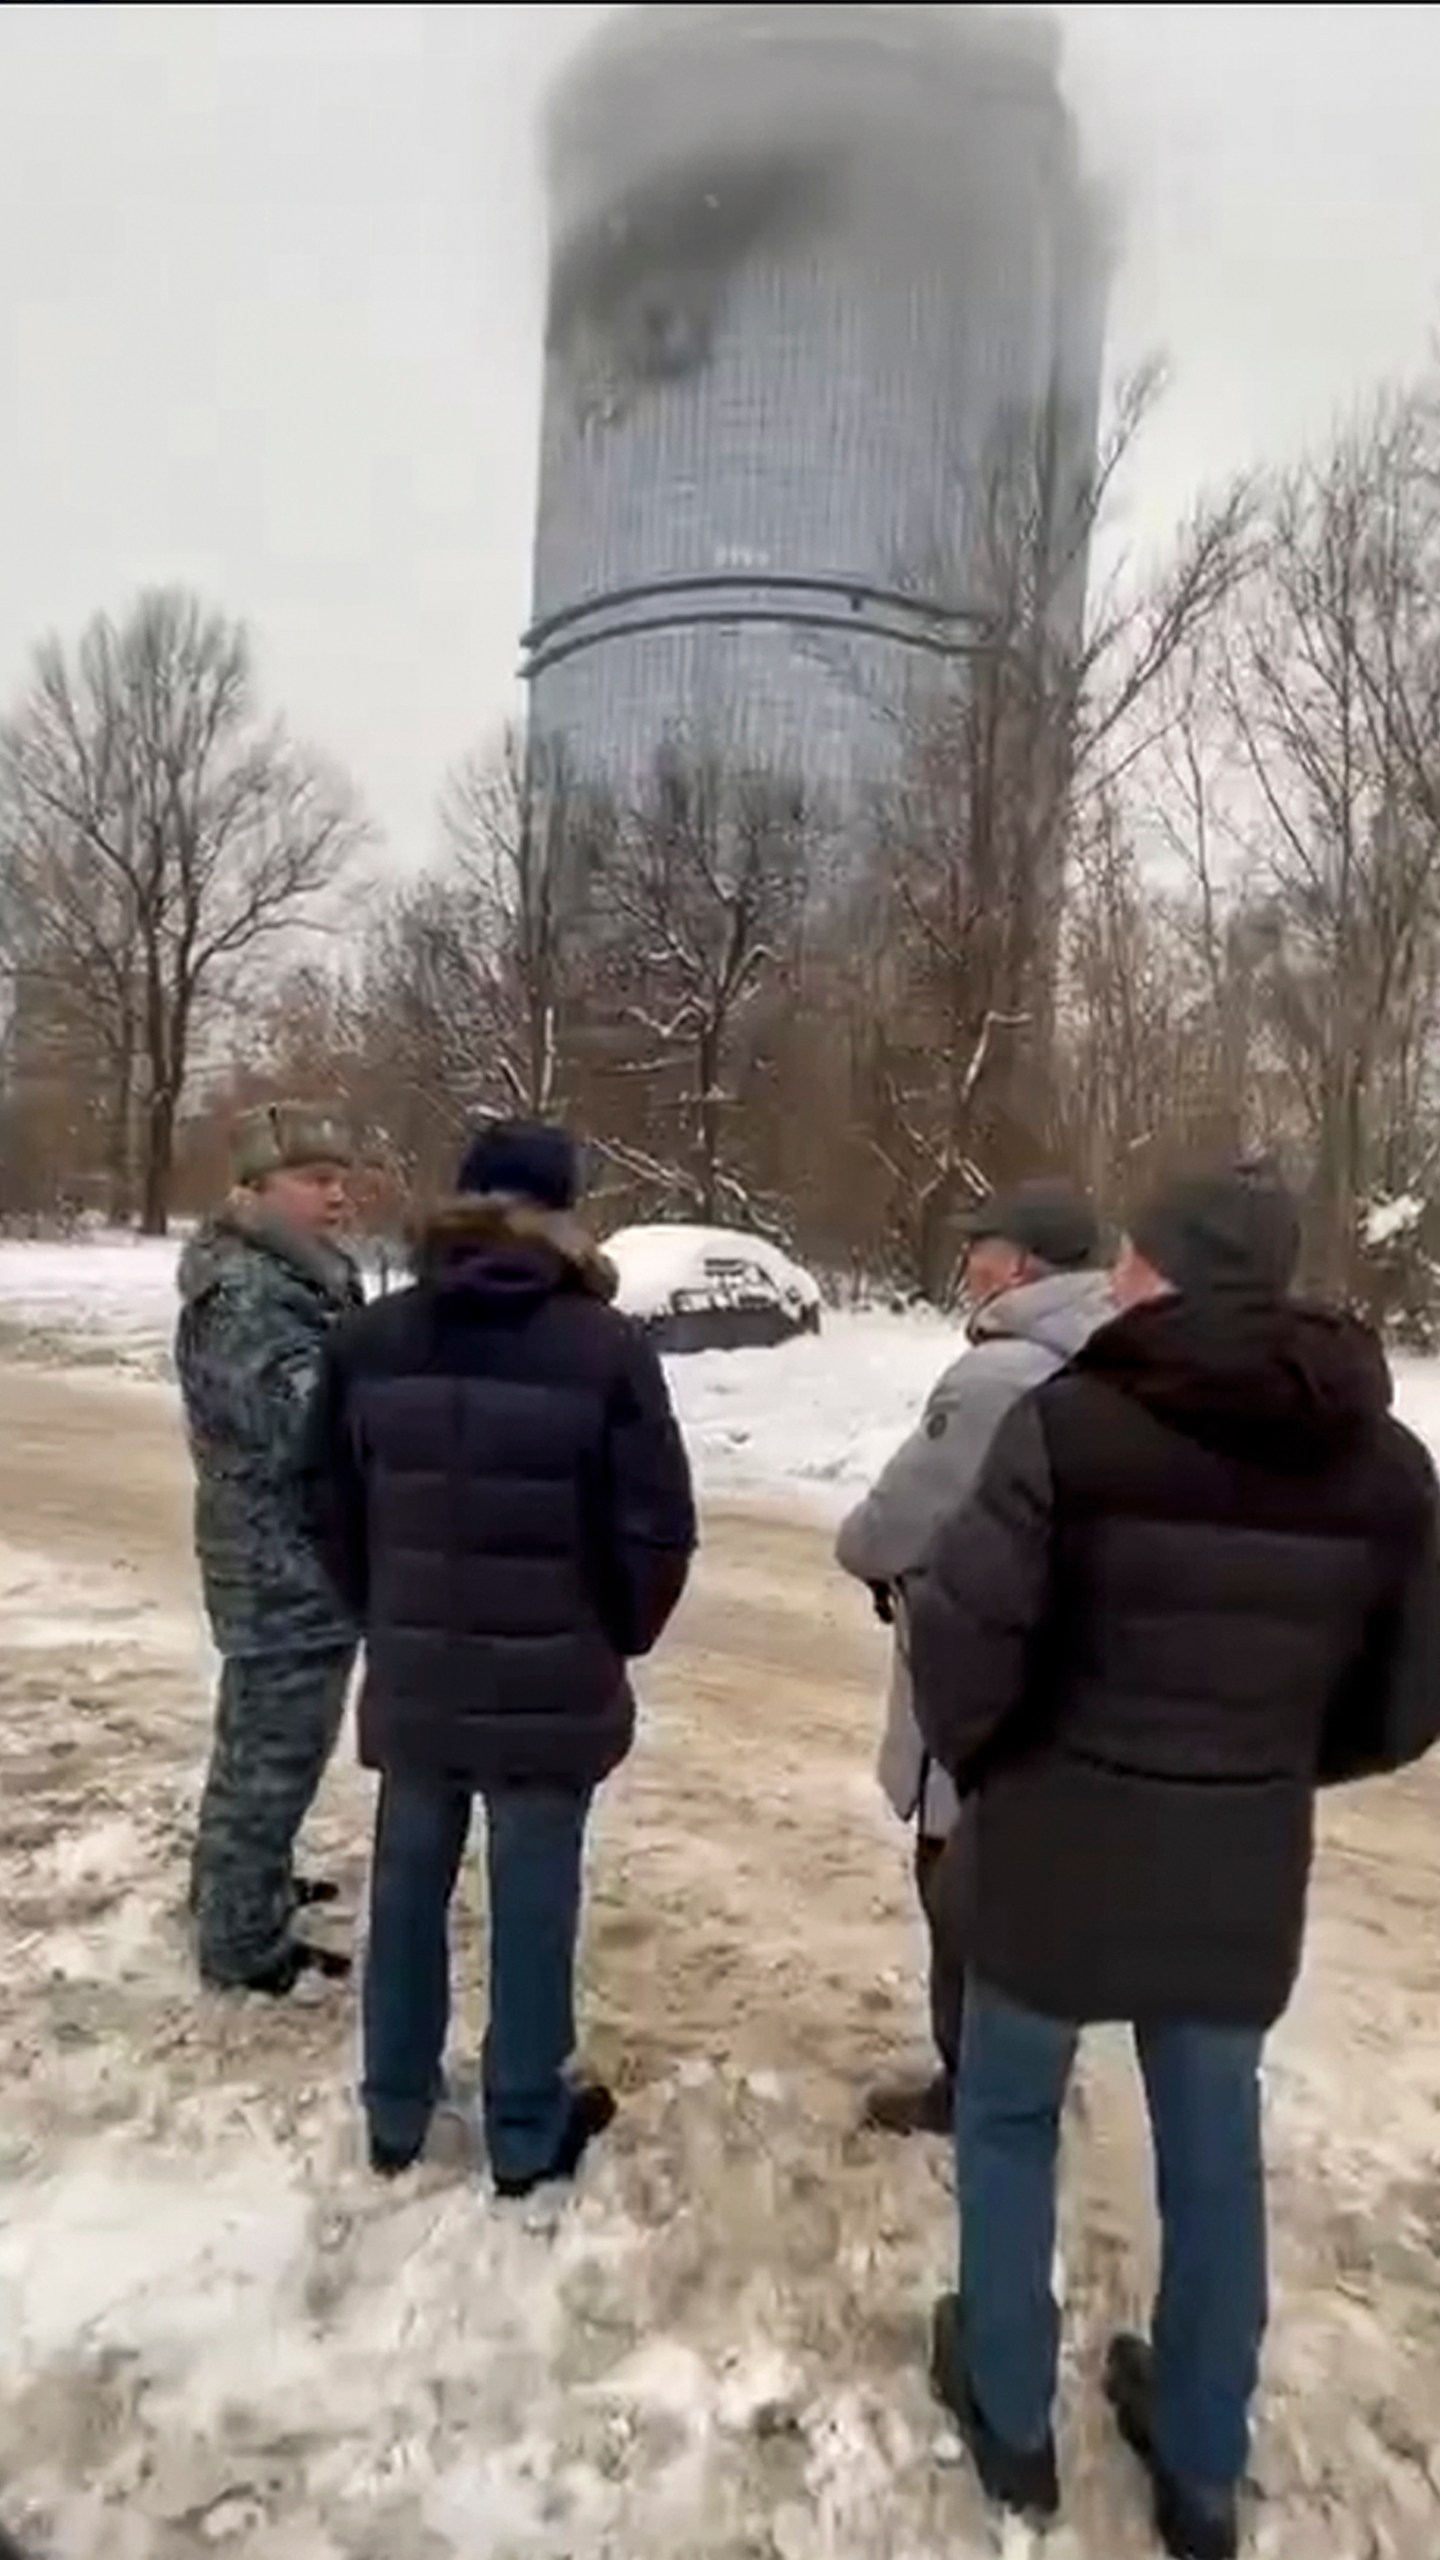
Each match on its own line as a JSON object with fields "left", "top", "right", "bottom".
{"left": 605, "top": 1223, "right": 822, "bottom": 1355}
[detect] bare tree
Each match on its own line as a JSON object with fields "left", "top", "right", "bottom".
{"left": 856, "top": 757, "right": 1032, "bottom": 1297}
{"left": 438, "top": 730, "right": 604, "bottom": 1119}
{"left": 0, "top": 772, "right": 146, "bottom": 1218}
{"left": 1055, "top": 780, "right": 1269, "bottom": 1215}
{"left": 596, "top": 748, "right": 812, "bottom": 1226}
{"left": 1213, "top": 381, "right": 1440, "bottom": 1292}
{"left": 1058, "top": 795, "right": 1180, "bottom": 1194}
{"left": 359, "top": 881, "right": 493, "bottom": 1167}
{"left": 353, "top": 732, "right": 606, "bottom": 1183}
{"left": 0, "top": 590, "right": 362, "bottom": 1231}
{"left": 1130, "top": 644, "right": 1296, "bottom": 1166}
{"left": 852, "top": 369, "right": 1255, "bottom": 1294}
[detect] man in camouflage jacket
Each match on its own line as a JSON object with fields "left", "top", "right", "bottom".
{"left": 177, "top": 1101, "right": 365, "bottom": 1994}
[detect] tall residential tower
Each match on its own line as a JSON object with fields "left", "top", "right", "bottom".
{"left": 523, "top": 3, "right": 1107, "bottom": 798}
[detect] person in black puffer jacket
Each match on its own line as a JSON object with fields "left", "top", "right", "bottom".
{"left": 303, "top": 1121, "right": 696, "bottom": 2197}
{"left": 906, "top": 1164, "right": 1440, "bottom": 2560}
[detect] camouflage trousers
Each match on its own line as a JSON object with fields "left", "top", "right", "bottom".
{"left": 191, "top": 1648, "right": 354, "bottom": 1987}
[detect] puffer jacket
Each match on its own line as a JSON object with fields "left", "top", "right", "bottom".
{"left": 175, "top": 1205, "right": 365, "bottom": 1658}
{"left": 908, "top": 1293, "right": 1440, "bottom": 2029}
{"left": 835, "top": 1270, "right": 1112, "bottom": 1835}
{"left": 301, "top": 1196, "right": 697, "bottom": 1792}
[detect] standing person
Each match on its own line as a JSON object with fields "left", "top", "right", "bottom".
{"left": 835, "top": 1181, "right": 1109, "bottom": 2134}
{"left": 178, "top": 1102, "right": 365, "bottom": 1996}
{"left": 302, "top": 1121, "right": 697, "bottom": 2198}
{"left": 907, "top": 1164, "right": 1440, "bottom": 2558}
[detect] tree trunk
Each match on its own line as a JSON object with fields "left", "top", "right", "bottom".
{"left": 916, "top": 1166, "right": 967, "bottom": 1306}
{"left": 1307, "top": 1068, "right": 1366, "bottom": 1304}
{"left": 140, "top": 1089, "right": 177, "bottom": 1237}
{"left": 105, "top": 1029, "right": 136, "bottom": 1229}
{"left": 696, "top": 1026, "right": 721, "bottom": 1225}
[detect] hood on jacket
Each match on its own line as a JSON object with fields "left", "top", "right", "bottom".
{"left": 177, "top": 1201, "right": 357, "bottom": 1310}
{"left": 412, "top": 1194, "right": 618, "bottom": 1309}
{"left": 1076, "top": 1293, "right": 1392, "bottom": 1469}
{"left": 969, "top": 1268, "right": 1114, "bottom": 1366}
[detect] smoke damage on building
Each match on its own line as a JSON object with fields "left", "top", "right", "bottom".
{"left": 524, "top": 3, "right": 1110, "bottom": 812}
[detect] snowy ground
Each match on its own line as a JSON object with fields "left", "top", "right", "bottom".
{"left": 6, "top": 1230, "right": 1440, "bottom": 1511}
{"left": 0, "top": 1233, "right": 958, "bottom": 1513}
{"left": 1, "top": 1254, "right": 1439, "bottom": 2559}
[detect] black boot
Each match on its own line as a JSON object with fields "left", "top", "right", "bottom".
{"left": 1104, "top": 2335, "right": 1240, "bottom": 2560}
{"left": 209, "top": 1939, "right": 353, "bottom": 1999}
{"left": 369, "top": 2132, "right": 426, "bottom": 2179}
{"left": 931, "top": 2294, "right": 1060, "bottom": 2525}
{"left": 494, "top": 2083, "right": 617, "bottom": 2201}
{"left": 862, "top": 2072, "right": 954, "bottom": 2137}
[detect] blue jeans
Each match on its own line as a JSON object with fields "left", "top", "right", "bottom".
{"left": 362, "top": 1777, "right": 591, "bottom": 2187}
{"left": 957, "top": 1983, "right": 1267, "bottom": 2491}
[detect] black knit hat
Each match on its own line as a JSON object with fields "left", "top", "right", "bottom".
{"left": 957, "top": 1179, "right": 1099, "bottom": 1272}
{"left": 1130, "top": 1162, "right": 1301, "bottom": 1302}
{"left": 455, "top": 1120, "right": 581, "bottom": 1212}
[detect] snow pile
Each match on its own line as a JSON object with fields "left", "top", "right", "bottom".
{"left": 0, "top": 2079, "right": 1011, "bottom": 2560}
{"left": 12, "top": 2045, "right": 1435, "bottom": 2560}
{"left": 673, "top": 1314, "right": 955, "bottom": 1509}
{"left": 0, "top": 1233, "right": 180, "bottom": 1371}
{"left": 606, "top": 1223, "right": 822, "bottom": 1323}
{"left": 1363, "top": 1194, "right": 1425, "bottom": 1250}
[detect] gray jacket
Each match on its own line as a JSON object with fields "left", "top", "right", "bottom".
{"left": 176, "top": 1206, "right": 364, "bottom": 1659}
{"left": 836, "top": 1270, "right": 1113, "bottom": 1836}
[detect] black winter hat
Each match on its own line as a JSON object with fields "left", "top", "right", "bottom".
{"left": 957, "top": 1179, "right": 1099, "bottom": 1272}
{"left": 455, "top": 1120, "right": 581, "bottom": 1212}
{"left": 1130, "top": 1161, "right": 1301, "bottom": 1302}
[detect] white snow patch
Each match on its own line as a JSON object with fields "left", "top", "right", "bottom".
{"left": 0, "top": 1540, "right": 193, "bottom": 1663}
{"left": 0, "top": 2146, "right": 310, "bottom": 2377}
{"left": 588, "top": 2336, "right": 715, "bottom": 2419}
{"left": 35, "top": 1815, "right": 147, "bottom": 1895}
{"left": 671, "top": 1311, "right": 960, "bottom": 1513}
{"left": 0, "top": 1232, "right": 180, "bottom": 1364}
{"left": 5, "top": 2094, "right": 989, "bottom": 2560}
{"left": 18, "top": 1892, "right": 163, "bottom": 1989}
{"left": 1364, "top": 1194, "right": 1426, "bottom": 1249}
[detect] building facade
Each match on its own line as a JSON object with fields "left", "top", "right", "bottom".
{"left": 524, "top": 3, "right": 1108, "bottom": 804}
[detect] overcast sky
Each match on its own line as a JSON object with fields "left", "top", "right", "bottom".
{"left": 2, "top": 2, "right": 1438, "bottom": 860}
